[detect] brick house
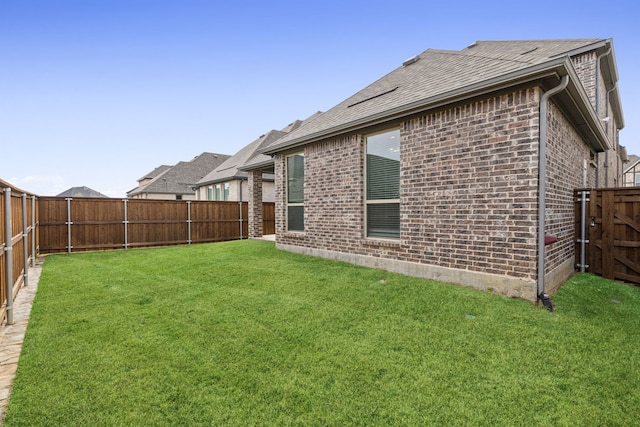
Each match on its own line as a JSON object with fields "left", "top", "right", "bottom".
{"left": 244, "top": 39, "right": 624, "bottom": 303}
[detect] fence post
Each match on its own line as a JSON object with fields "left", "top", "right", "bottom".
{"left": 577, "top": 190, "right": 590, "bottom": 273}
{"left": 187, "top": 201, "right": 192, "bottom": 245}
{"left": 238, "top": 201, "right": 243, "bottom": 240}
{"left": 22, "top": 194, "right": 28, "bottom": 286}
{"left": 31, "top": 195, "right": 36, "bottom": 266}
{"left": 4, "top": 188, "right": 13, "bottom": 324}
{"left": 123, "top": 199, "right": 128, "bottom": 249}
{"left": 65, "top": 197, "right": 72, "bottom": 253}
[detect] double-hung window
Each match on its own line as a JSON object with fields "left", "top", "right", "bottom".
{"left": 366, "top": 129, "right": 400, "bottom": 238}
{"left": 287, "top": 153, "right": 305, "bottom": 231}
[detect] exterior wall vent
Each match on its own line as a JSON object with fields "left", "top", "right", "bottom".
{"left": 402, "top": 55, "right": 420, "bottom": 67}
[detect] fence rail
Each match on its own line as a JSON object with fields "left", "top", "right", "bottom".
{"left": 39, "top": 197, "right": 275, "bottom": 254}
{"left": 1, "top": 180, "right": 39, "bottom": 326}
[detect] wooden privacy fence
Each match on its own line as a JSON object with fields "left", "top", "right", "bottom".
{"left": 1, "top": 180, "right": 39, "bottom": 326}
{"left": 575, "top": 187, "right": 640, "bottom": 284}
{"left": 39, "top": 198, "right": 276, "bottom": 254}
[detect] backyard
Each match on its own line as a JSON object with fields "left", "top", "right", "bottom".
{"left": 3, "top": 240, "right": 640, "bottom": 426}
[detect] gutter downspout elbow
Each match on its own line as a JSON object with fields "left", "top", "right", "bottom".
{"left": 537, "top": 75, "right": 570, "bottom": 307}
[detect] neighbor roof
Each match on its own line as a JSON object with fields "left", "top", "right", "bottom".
{"left": 137, "top": 165, "right": 172, "bottom": 182}
{"left": 263, "top": 39, "right": 620, "bottom": 155}
{"left": 57, "top": 186, "right": 108, "bottom": 198}
{"left": 196, "top": 130, "right": 288, "bottom": 185}
{"left": 128, "top": 152, "right": 230, "bottom": 196}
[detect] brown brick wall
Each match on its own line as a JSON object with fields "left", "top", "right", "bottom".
{"left": 399, "top": 88, "right": 540, "bottom": 281}
{"left": 545, "top": 100, "right": 594, "bottom": 279}
{"left": 276, "top": 87, "right": 548, "bottom": 295}
{"left": 247, "top": 170, "right": 263, "bottom": 238}
{"left": 572, "top": 50, "right": 622, "bottom": 188}
{"left": 572, "top": 51, "right": 597, "bottom": 110}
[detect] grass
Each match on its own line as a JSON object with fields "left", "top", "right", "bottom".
{"left": 4, "top": 240, "right": 640, "bottom": 426}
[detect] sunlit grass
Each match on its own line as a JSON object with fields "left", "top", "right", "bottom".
{"left": 4, "top": 240, "right": 640, "bottom": 425}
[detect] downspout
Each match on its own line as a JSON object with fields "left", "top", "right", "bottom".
{"left": 595, "top": 48, "right": 612, "bottom": 188}
{"left": 605, "top": 83, "right": 618, "bottom": 187}
{"left": 239, "top": 179, "right": 244, "bottom": 240}
{"left": 537, "top": 75, "right": 570, "bottom": 307}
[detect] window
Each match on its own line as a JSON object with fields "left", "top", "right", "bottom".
{"left": 366, "top": 129, "right": 400, "bottom": 238}
{"left": 287, "top": 153, "right": 304, "bottom": 231}
{"left": 215, "top": 184, "right": 221, "bottom": 200}
{"left": 207, "top": 186, "right": 213, "bottom": 201}
{"left": 224, "top": 183, "right": 230, "bottom": 201}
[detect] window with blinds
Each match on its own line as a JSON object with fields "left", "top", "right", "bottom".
{"left": 223, "top": 183, "right": 230, "bottom": 201}
{"left": 366, "top": 129, "right": 400, "bottom": 238}
{"left": 287, "top": 153, "right": 305, "bottom": 231}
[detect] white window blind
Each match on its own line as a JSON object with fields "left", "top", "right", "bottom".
{"left": 366, "top": 130, "right": 400, "bottom": 238}
{"left": 287, "top": 154, "right": 304, "bottom": 231}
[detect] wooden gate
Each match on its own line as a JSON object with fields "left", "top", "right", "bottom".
{"left": 576, "top": 187, "right": 640, "bottom": 284}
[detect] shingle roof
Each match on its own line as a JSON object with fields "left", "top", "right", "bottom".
{"left": 196, "top": 131, "right": 287, "bottom": 185}
{"left": 137, "top": 165, "right": 172, "bottom": 182}
{"left": 57, "top": 186, "right": 108, "bottom": 198}
{"left": 202, "top": 112, "right": 324, "bottom": 179}
{"left": 263, "top": 39, "right": 610, "bottom": 153}
{"left": 128, "top": 152, "right": 230, "bottom": 196}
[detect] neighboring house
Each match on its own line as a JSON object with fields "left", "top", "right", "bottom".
{"left": 56, "top": 186, "right": 108, "bottom": 198}
{"left": 623, "top": 154, "right": 640, "bottom": 187}
{"left": 243, "top": 38, "right": 624, "bottom": 303}
{"left": 127, "top": 152, "right": 230, "bottom": 200}
{"left": 195, "top": 114, "right": 321, "bottom": 202}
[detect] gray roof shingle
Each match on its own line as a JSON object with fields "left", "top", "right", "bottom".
{"left": 263, "top": 39, "right": 608, "bottom": 153}
{"left": 128, "top": 152, "right": 230, "bottom": 196}
{"left": 57, "top": 186, "right": 108, "bottom": 198}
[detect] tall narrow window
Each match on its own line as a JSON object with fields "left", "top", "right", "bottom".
{"left": 223, "top": 183, "right": 230, "bottom": 201}
{"left": 366, "top": 129, "right": 400, "bottom": 238}
{"left": 207, "top": 186, "right": 213, "bottom": 201}
{"left": 215, "top": 184, "right": 222, "bottom": 200}
{"left": 287, "top": 153, "right": 304, "bottom": 231}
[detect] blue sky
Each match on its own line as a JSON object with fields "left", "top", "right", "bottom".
{"left": 2, "top": 0, "right": 638, "bottom": 197}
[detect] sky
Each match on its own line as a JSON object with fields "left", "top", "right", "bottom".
{"left": 1, "top": 0, "right": 639, "bottom": 197}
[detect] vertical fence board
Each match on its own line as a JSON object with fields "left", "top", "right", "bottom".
{"left": 1, "top": 180, "right": 39, "bottom": 325}
{"left": 38, "top": 198, "right": 273, "bottom": 253}
{"left": 263, "top": 202, "right": 275, "bottom": 235}
{"left": 577, "top": 188, "right": 640, "bottom": 285}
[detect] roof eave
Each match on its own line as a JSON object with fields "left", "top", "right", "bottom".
{"left": 238, "top": 158, "right": 275, "bottom": 172}
{"left": 195, "top": 173, "right": 249, "bottom": 187}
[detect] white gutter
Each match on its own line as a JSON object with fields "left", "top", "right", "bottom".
{"left": 537, "top": 75, "right": 570, "bottom": 301}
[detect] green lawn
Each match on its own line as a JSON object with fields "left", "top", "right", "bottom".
{"left": 4, "top": 240, "right": 640, "bottom": 426}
